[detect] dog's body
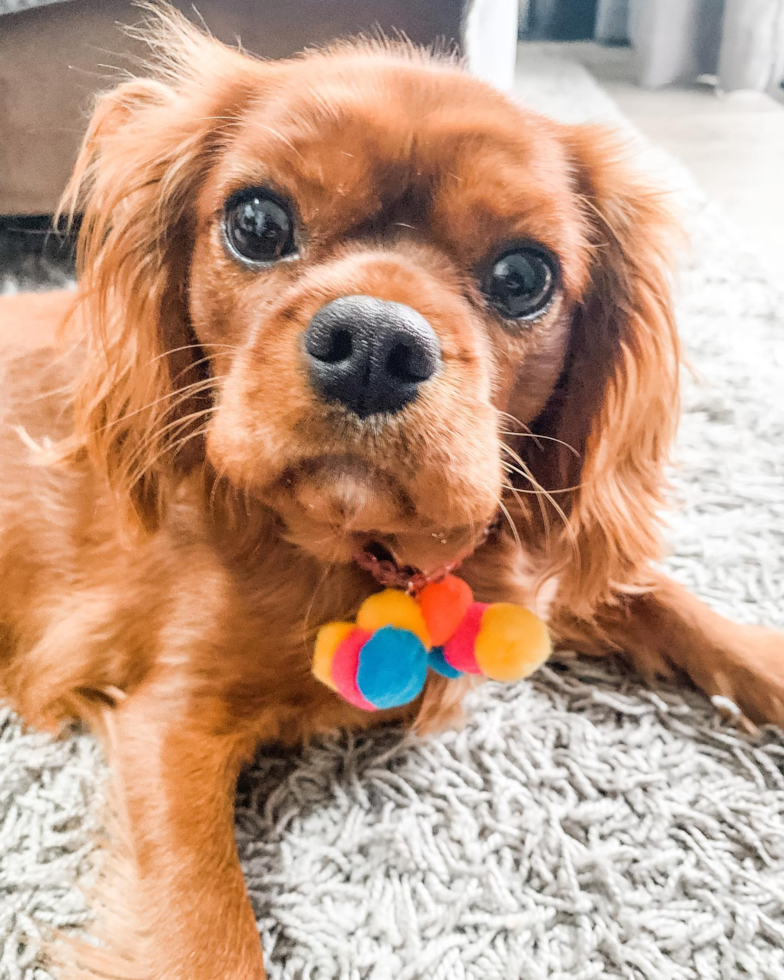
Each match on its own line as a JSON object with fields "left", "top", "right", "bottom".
{"left": 1, "top": 9, "right": 783, "bottom": 979}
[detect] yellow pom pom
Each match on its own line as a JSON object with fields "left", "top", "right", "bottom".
{"left": 356, "top": 590, "right": 432, "bottom": 648}
{"left": 474, "top": 603, "right": 551, "bottom": 682}
{"left": 313, "top": 622, "right": 355, "bottom": 690}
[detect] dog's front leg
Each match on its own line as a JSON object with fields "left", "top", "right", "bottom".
{"left": 81, "top": 680, "right": 265, "bottom": 980}
{"left": 554, "top": 573, "right": 784, "bottom": 727}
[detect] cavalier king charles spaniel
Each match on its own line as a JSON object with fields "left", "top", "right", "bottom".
{"left": 1, "top": 6, "right": 782, "bottom": 978}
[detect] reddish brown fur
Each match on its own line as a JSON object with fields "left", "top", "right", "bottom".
{"left": 1, "top": 7, "right": 782, "bottom": 979}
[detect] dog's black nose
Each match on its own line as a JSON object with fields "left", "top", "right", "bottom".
{"left": 304, "top": 295, "right": 441, "bottom": 418}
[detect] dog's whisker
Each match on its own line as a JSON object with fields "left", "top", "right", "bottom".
{"left": 122, "top": 406, "right": 217, "bottom": 483}
{"left": 497, "top": 499, "right": 522, "bottom": 556}
{"left": 93, "top": 377, "right": 219, "bottom": 437}
{"left": 499, "top": 429, "right": 581, "bottom": 457}
{"left": 497, "top": 410, "right": 581, "bottom": 459}
{"left": 500, "top": 441, "right": 561, "bottom": 546}
{"left": 124, "top": 428, "right": 208, "bottom": 497}
{"left": 145, "top": 342, "right": 241, "bottom": 367}
{"left": 501, "top": 462, "right": 582, "bottom": 496}
{"left": 499, "top": 443, "right": 583, "bottom": 568}
{"left": 501, "top": 479, "right": 550, "bottom": 549}
{"left": 167, "top": 353, "right": 224, "bottom": 388}
{"left": 128, "top": 421, "right": 213, "bottom": 491}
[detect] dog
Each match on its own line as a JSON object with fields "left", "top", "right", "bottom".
{"left": 1, "top": 7, "right": 782, "bottom": 978}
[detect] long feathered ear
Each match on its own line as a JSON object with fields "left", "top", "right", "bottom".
{"left": 58, "top": 5, "right": 264, "bottom": 532}
{"left": 521, "top": 126, "right": 682, "bottom": 616}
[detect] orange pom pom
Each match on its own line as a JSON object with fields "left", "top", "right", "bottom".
{"left": 356, "top": 589, "right": 431, "bottom": 648}
{"left": 418, "top": 575, "right": 474, "bottom": 646}
{"left": 474, "top": 603, "right": 551, "bottom": 682}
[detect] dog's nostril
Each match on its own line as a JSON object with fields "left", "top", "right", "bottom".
{"left": 306, "top": 324, "right": 354, "bottom": 364}
{"left": 323, "top": 328, "right": 353, "bottom": 364}
{"left": 386, "top": 341, "right": 436, "bottom": 384}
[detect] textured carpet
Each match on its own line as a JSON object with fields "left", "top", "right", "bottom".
{"left": 2, "top": 50, "right": 784, "bottom": 980}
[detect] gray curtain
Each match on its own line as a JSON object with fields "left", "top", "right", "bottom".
{"left": 595, "top": 0, "right": 629, "bottom": 43}
{"left": 531, "top": 0, "right": 784, "bottom": 95}
{"left": 622, "top": 0, "right": 784, "bottom": 94}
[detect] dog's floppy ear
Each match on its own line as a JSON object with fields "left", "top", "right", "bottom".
{"left": 59, "top": 8, "right": 264, "bottom": 532}
{"left": 523, "top": 126, "right": 682, "bottom": 615}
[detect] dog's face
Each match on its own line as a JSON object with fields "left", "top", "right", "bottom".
{"left": 67, "top": 24, "right": 679, "bottom": 607}
{"left": 186, "top": 54, "right": 592, "bottom": 571}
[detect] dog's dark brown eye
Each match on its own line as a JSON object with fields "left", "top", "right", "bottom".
{"left": 223, "top": 189, "right": 296, "bottom": 265}
{"left": 483, "top": 247, "right": 557, "bottom": 321}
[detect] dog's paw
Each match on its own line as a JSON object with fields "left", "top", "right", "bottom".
{"left": 704, "top": 626, "right": 784, "bottom": 729}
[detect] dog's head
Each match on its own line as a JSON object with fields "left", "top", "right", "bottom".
{"left": 64, "top": 8, "right": 679, "bottom": 606}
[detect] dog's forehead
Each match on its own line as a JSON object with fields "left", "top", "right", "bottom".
{"left": 209, "top": 54, "right": 587, "bottom": 281}
{"left": 224, "top": 55, "right": 572, "bottom": 194}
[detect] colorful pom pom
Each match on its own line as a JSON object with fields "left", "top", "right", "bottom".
{"left": 356, "top": 626, "right": 428, "bottom": 709}
{"left": 474, "top": 603, "right": 552, "bottom": 681}
{"left": 418, "top": 575, "right": 474, "bottom": 646}
{"left": 312, "top": 577, "right": 551, "bottom": 712}
{"left": 442, "top": 602, "right": 488, "bottom": 674}
{"left": 330, "top": 628, "right": 375, "bottom": 711}
{"left": 312, "top": 621, "right": 354, "bottom": 691}
{"left": 356, "top": 589, "right": 431, "bottom": 647}
{"left": 427, "top": 647, "right": 462, "bottom": 679}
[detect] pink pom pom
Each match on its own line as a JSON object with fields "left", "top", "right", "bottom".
{"left": 442, "top": 602, "right": 488, "bottom": 674}
{"left": 331, "top": 628, "right": 376, "bottom": 711}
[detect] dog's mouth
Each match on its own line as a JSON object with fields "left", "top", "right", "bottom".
{"left": 264, "top": 452, "right": 499, "bottom": 575}
{"left": 354, "top": 523, "right": 496, "bottom": 594}
{"left": 354, "top": 539, "right": 431, "bottom": 592}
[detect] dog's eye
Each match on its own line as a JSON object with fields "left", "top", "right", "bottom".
{"left": 223, "top": 189, "right": 296, "bottom": 265}
{"left": 483, "top": 246, "right": 557, "bottom": 321}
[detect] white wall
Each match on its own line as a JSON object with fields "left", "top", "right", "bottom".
{"left": 464, "top": 0, "right": 520, "bottom": 91}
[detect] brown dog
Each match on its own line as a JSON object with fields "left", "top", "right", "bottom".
{"left": 1, "top": 8, "right": 782, "bottom": 979}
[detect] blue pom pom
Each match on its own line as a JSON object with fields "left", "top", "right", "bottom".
{"left": 356, "top": 626, "right": 428, "bottom": 709}
{"left": 427, "top": 647, "right": 462, "bottom": 679}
